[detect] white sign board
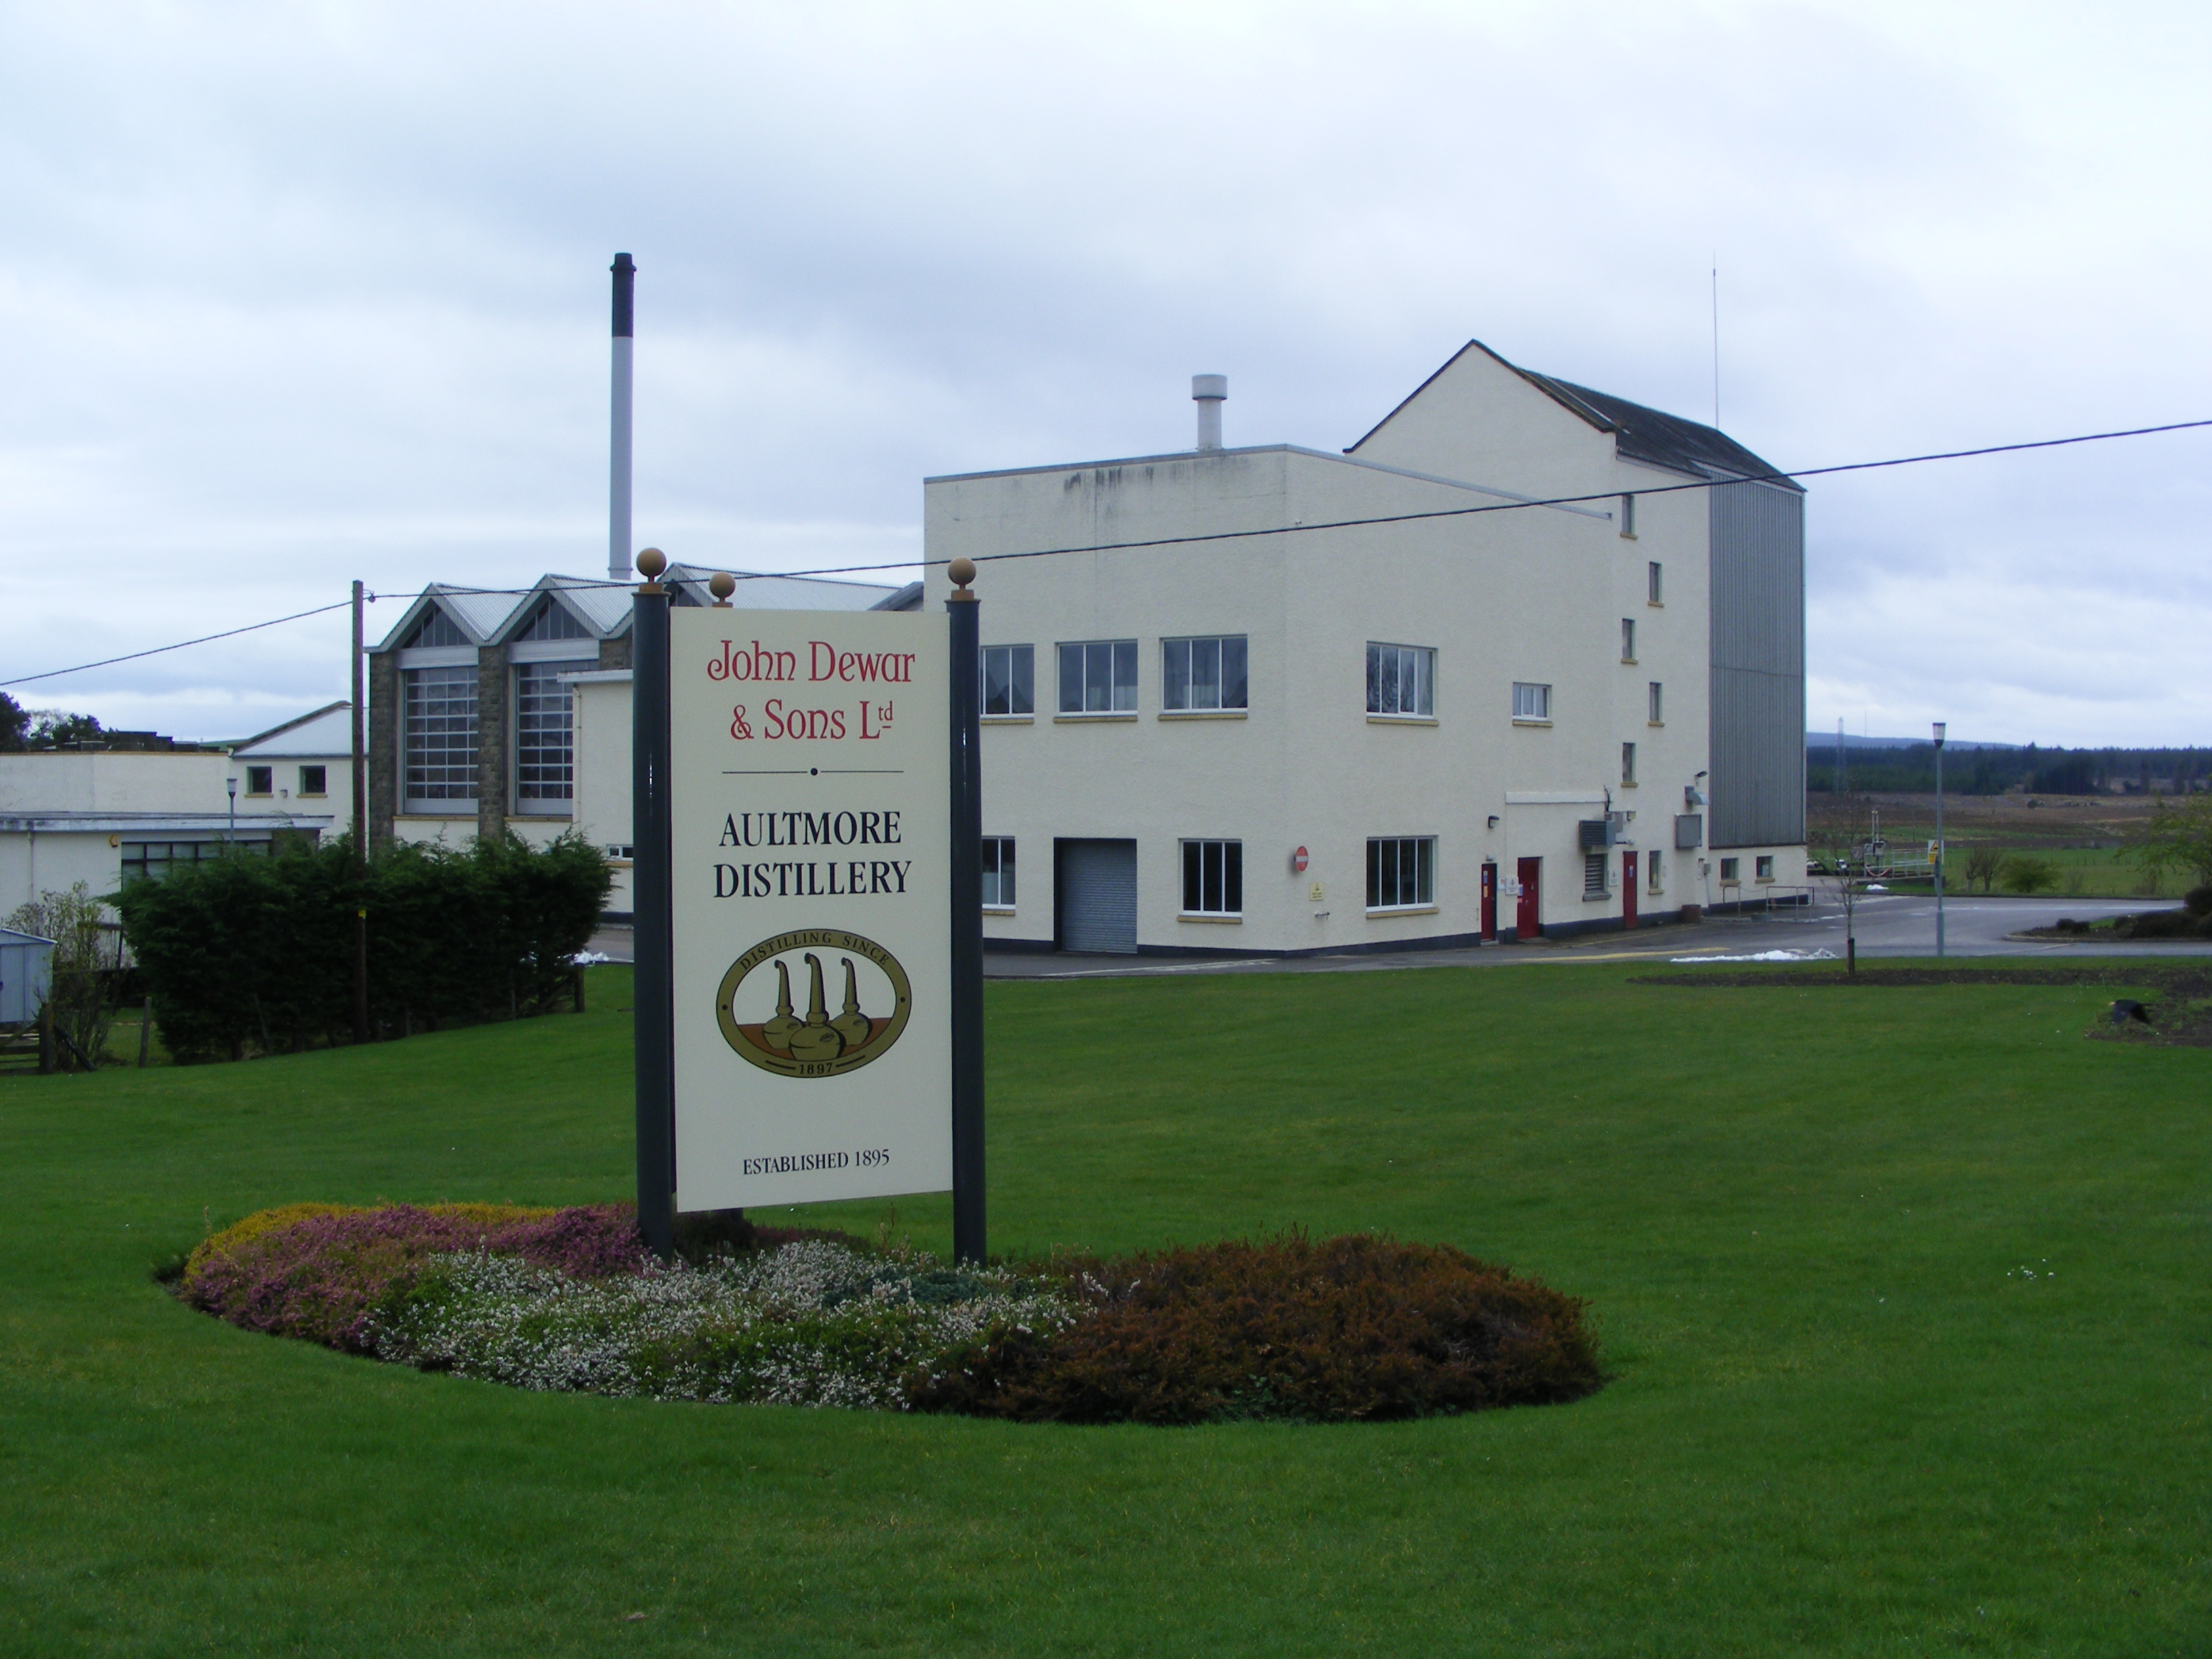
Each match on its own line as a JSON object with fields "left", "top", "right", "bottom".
{"left": 667, "top": 609, "right": 951, "bottom": 1210}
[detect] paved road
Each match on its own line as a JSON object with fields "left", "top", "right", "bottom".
{"left": 983, "top": 890, "right": 2212, "bottom": 980}
{"left": 583, "top": 891, "right": 2210, "bottom": 981}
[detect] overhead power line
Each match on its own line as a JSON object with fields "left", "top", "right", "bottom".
{"left": 0, "top": 599, "right": 360, "bottom": 690}
{"left": 8, "top": 412, "right": 2210, "bottom": 687}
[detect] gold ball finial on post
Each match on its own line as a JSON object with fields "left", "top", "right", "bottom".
{"left": 947, "top": 555, "right": 977, "bottom": 600}
{"left": 635, "top": 547, "right": 667, "bottom": 592}
{"left": 709, "top": 571, "right": 736, "bottom": 607}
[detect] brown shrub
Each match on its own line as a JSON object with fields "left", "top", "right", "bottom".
{"left": 908, "top": 1233, "right": 1602, "bottom": 1425}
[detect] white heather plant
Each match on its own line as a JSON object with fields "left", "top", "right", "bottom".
{"left": 367, "top": 1240, "right": 1080, "bottom": 1410}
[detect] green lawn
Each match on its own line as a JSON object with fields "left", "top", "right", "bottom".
{"left": 2, "top": 963, "right": 2207, "bottom": 1656}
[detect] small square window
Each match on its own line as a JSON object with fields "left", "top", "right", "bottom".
{"left": 244, "top": 765, "right": 274, "bottom": 796}
{"left": 1512, "top": 682, "right": 1551, "bottom": 720}
{"left": 981, "top": 645, "right": 1034, "bottom": 716}
{"left": 1366, "top": 642, "right": 1435, "bottom": 717}
{"left": 1181, "top": 839, "right": 1243, "bottom": 915}
{"left": 1721, "top": 857, "right": 1741, "bottom": 882}
{"left": 982, "top": 837, "right": 1017, "bottom": 907}
{"left": 1620, "top": 618, "right": 1636, "bottom": 662}
{"left": 298, "top": 765, "right": 327, "bottom": 796}
{"left": 1647, "top": 561, "right": 1663, "bottom": 605}
{"left": 1756, "top": 855, "right": 1776, "bottom": 881}
{"left": 1058, "top": 640, "right": 1137, "bottom": 714}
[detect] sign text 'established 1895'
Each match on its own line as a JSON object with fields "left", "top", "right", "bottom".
{"left": 667, "top": 610, "right": 951, "bottom": 1210}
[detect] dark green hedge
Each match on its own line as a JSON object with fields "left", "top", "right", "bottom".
{"left": 114, "top": 834, "right": 611, "bottom": 1062}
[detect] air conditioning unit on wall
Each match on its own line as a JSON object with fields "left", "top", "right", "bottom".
{"left": 1578, "top": 818, "right": 1618, "bottom": 851}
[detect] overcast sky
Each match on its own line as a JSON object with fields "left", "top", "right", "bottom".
{"left": 3, "top": 1, "right": 2207, "bottom": 747}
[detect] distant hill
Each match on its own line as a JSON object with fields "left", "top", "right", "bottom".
{"left": 1807, "top": 733, "right": 2020, "bottom": 752}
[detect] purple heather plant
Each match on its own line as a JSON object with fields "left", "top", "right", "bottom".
{"left": 182, "top": 1203, "right": 647, "bottom": 1351}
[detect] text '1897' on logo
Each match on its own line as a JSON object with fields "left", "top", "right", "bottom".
{"left": 716, "top": 930, "right": 912, "bottom": 1078}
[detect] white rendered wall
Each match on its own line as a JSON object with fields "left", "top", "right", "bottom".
{"left": 0, "top": 832, "right": 125, "bottom": 919}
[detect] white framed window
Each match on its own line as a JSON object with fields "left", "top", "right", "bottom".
{"left": 1622, "top": 742, "right": 1637, "bottom": 785}
{"left": 1181, "top": 839, "right": 1243, "bottom": 915}
{"left": 1513, "top": 682, "right": 1551, "bottom": 721}
{"left": 1620, "top": 618, "right": 1637, "bottom": 661}
{"left": 1367, "top": 642, "right": 1435, "bottom": 717}
{"left": 403, "top": 663, "right": 478, "bottom": 809}
{"left": 1584, "top": 853, "right": 1607, "bottom": 897}
{"left": 298, "top": 765, "right": 327, "bottom": 796}
{"left": 1058, "top": 640, "right": 1138, "bottom": 714}
{"left": 1648, "top": 682, "right": 1663, "bottom": 724}
{"left": 1647, "top": 849, "right": 1663, "bottom": 893}
{"left": 514, "top": 660, "right": 575, "bottom": 809}
{"left": 244, "top": 765, "right": 274, "bottom": 796}
{"left": 1647, "top": 561, "right": 1663, "bottom": 605}
{"left": 981, "top": 645, "right": 1033, "bottom": 716}
{"left": 1620, "top": 493, "right": 1637, "bottom": 539}
{"left": 982, "top": 837, "right": 1016, "bottom": 907}
{"left": 1366, "top": 836, "right": 1435, "bottom": 910}
{"left": 1756, "top": 855, "right": 1776, "bottom": 882}
{"left": 1162, "top": 636, "right": 1248, "bottom": 711}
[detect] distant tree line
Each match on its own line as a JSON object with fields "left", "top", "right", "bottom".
{"left": 1807, "top": 741, "right": 2212, "bottom": 797}
{"left": 0, "top": 691, "right": 108, "bottom": 752}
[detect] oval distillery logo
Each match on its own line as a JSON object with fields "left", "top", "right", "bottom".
{"left": 716, "top": 930, "right": 912, "bottom": 1078}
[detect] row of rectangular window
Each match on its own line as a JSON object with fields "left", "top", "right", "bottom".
{"left": 983, "top": 640, "right": 1578, "bottom": 726}
{"left": 974, "top": 836, "right": 1439, "bottom": 916}
{"left": 240, "top": 764, "right": 329, "bottom": 797}
{"left": 977, "top": 838, "right": 1699, "bottom": 914}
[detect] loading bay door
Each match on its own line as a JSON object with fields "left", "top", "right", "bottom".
{"left": 1055, "top": 839, "right": 1138, "bottom": 954}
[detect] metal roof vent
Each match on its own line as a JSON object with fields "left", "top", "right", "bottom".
{"left": 1192, "top": 373, "right": 1227, "bottom": 451}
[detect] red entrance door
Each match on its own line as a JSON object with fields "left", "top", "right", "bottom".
{"left": 1622, "top": 851, "right": 1638, "bottom": 928}
{"left": 1515, "top": 857, "right": 1542, "bottom": 939}
{"left": 1479, "top": 863, "right": 1498, "bottom": 941}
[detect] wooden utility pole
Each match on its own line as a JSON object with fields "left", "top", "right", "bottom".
{"left": 351, "top": 579, "right": 370, "bottom": 1043}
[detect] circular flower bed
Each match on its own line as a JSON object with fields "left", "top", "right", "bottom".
{"left": 178, "top": 1204, "right": 1603, "bottom": 1423}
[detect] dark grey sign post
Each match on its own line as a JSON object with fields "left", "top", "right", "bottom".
{"left": 632, "top": 550, "right": 676, "bottom": 1257}
{"left": 946, "top": 557, "right": 986, "bottom": 1264}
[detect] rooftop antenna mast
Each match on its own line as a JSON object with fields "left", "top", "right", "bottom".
{"left": 1710, "top": 259, "right": 1721, "bottom": 429}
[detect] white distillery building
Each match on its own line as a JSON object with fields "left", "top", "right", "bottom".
{"left": 920, "top": 342, "right": 1807, "bottom": 955}
{"left": 0, "top": 705, "right": 352, "bottom": 919}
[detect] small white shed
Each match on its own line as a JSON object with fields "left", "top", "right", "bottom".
{"left": 0, "top": 925, "right": 54, "bottom": 1026}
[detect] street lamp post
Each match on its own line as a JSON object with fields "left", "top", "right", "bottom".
{"left": 1932, "top": 722, "right": 1946, "bottom": 958}
{"left": 226, "top": 773, "right": 238, "bottom": 846}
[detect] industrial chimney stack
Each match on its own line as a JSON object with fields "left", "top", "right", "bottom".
{"left": 1192, "top": 373, "right": 1227, "bottom": 451}
{"left": 609, "top": 253, "right": 636, "bottom": 583}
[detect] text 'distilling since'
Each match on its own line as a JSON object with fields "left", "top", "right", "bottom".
{"left": 714, "top": 861, "right": 912, "bottom": 899}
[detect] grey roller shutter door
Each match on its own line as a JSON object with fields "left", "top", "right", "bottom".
{"left": 1057, "top": 840, "right": 1137, "bottom": 954}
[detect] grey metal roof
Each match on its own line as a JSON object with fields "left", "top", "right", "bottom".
{"left": 1349, "top": 340, "right": 1801, "bottom": 490}
{"left": 371, "top": 584, "right": 530, "bottom": 652}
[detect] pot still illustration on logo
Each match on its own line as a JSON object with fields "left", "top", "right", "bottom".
{"left": 716, "top": 930, "right": 914, "bottom": 1078}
